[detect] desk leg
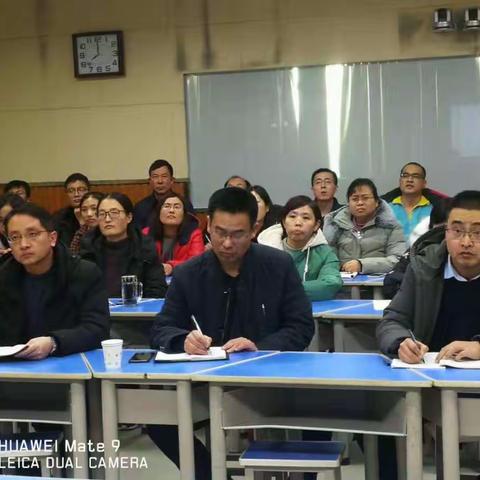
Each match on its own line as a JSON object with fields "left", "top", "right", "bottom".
{"left": 102, "top": 380, "right": 119, "bottom": 480}
{"left": 210, "top": 384, "right": 227, "bottom": 480}
{"left": 441, "top": 389, "right": 460, "bottom": 480}
{"left": 351, "top": 286, "right": 361, "bottom": 299}
{"left": 70, "top": 381, "right": 88, "bottom": 477}
{"left": 373, "top": 286, "right": 384, "bottom": 300}
{"left": 364, "top": 434, "right": 379, "bottom": 480}
{"left": 176, "top": 380, "right": 195, "bottom": 480}
{"left": 333, "top": 320, "right": 345, "bottom": 353}
{"left": 405, "top": 391, "right": 423, "bottom": 480}
{"left": 87, "top": 379, "right": 104, "bottom": 479}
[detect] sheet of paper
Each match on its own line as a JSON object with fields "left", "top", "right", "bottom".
{"left": 391, "top": 352, "right": 444, "bottom": 369}
{"left": 373, "top": 300, "right": 391, "bottom": 310}
{"left": 340, "top": 272, "right": 358, "bottom": 279}
{"left": 155, "top": 346, "right": 227, "bottom": 362}
{"left": 0, "top": 344, "right": 27, "bottom": 357}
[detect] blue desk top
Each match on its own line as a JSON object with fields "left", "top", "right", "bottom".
{"left": 312, "top": 300, "right": 371, "bottom": 317}
{"left": 342, "top": 274, "right": 385, "bottom": 286}
{"left": 0, "top": 353, "right": 90, "bottom": 380}
{"left": 420, "top": 368, "right": 480, "bottom": 388}
{"left": 195, "top": 352, "right": 431, "bottom": 388}
{"left": 109, "top": 298, "right": 164, "bottom": 317}
{"left": 321, "top": 300, "right": 388, "bottom": 319}
{"left": 84, "top": 349, "right": 276, "bottom": 380}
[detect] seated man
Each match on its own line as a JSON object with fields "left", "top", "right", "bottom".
{"left": 149, "top": 187, "right": 314, "bottom": 480}
{"left": 377, "top": 190, "right": 480, "bottom": 363}
{"left": 311, "top": 168, "right": 343, "bottom": 219}
{"left": 0, "top": 203, "right": 110, "bottom": 358}
{"left": 134, "top": 159, "right": 194, "bottom": 229}
{"left": 4, "top": 179, "right": 31, "bottom": 201}
{"left": 53, "top": 172, "right": 90, "bottom": 247}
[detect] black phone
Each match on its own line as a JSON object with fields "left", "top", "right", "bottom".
{"left": 129, "top": 352, "right": 154, "bottom": 363}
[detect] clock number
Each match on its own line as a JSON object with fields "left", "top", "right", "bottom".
{"left": 80, "top": 62, "right": 87, "bottom": 68}
{"left": 105, "top": 65, "right": 111, "bottom": 72}
{"left": 96, "top": 66, "right": 103, "bottom": 73}
{"left": 79, "top": 52, "right": 85, "bottom": 59}
{"left": 79, "top": 43, "right": 86, "bottom": 49}
{"left": 111, "top": 41, "right": 117, "bottom": 48}
{"left": 89, "top": 66, "right": 94, "bottom": 72}
{"left": 86, "top": 37, "right": 93, "bottom": 43}
{"left": 112, "top": 59, "right": 118, "bottom": 66}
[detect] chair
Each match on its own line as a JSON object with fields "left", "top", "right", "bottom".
{"left": 239, "top": 440, "right": 345, "bottom": 480}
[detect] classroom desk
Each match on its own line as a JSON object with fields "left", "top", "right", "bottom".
{"left": 0, "top": 354, "right": 90, "bottom": 477}
{"left": 84, "top": 349, "right": 275, "bottom": 480}
{"left": 342, "top": 274, "right": 386, "bottom": 300}
{"left": 195, "top": 351, "right": 430, "bottom": 480}
{"left": 108, "top": 298, "right": 164, "bottom": 318}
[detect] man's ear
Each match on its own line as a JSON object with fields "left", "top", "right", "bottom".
{"left": 50, "top": 231, "right": 58, "bottom": 247}
{"left": 206, "top": 216, "right": 211, "bottom": 235}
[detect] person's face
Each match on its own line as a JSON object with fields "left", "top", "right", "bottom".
{"left": 282, "top": 205, "right": 320, "bottom": 245}
{"left": 0, "top": 204, "right": 13, "bottom": 236}
{"left": 66, "top": 181, "right": 89, "bottom": 208}
{"left": 226, "top": 177, "right": 248, "bottom": 189}
{"left": 6, "top": 214, "right": 57, "bottom": 270}
{"left": 251, "top": 191, "right": 269, "bottom": 222}
{"left": 7, "top": 187, "right": 28, "bottom": 200}
{"left": 446, "top": 208, "right": 480, "bottom": 277}
{"left": 348, "top": 185, "right": 379, "bottom": 222}
{"left": 399, "top": 164, "right": 426, "bottom": 196}
{"left": 159, "top": 196, "right": 185, "bottom": 227}
{"left": 207, "top": 211, "right": 255, "bottom": 267}
{"left": 312, "top": 172, "right": 337, "bottom": 202}
{"left": 149, "top": 167, "right": 173, "bottom": 196}
{"left": 98, "top": 199, "right": 132, "bottom": 241}
{"left": 80, "top": 196, "right": 100, "bottom": 227}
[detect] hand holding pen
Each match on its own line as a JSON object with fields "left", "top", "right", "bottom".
{"left": 184, "top": 315, "right": 212, "bottom": 355}
{"left": 398, "top": 329, "right": 429, "bottom": 364}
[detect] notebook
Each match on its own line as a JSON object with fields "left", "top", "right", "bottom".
{"left": 340, "top": 272, "right": 358, "bottom": 279}
{"left": 0, "top": 344, "right": 27, "bottom": 358}
{"left": 154, "top": 346, "right": 228, "bottom": 363}
{"left": 390, "top": 352, "right": 480, "bottom": 369}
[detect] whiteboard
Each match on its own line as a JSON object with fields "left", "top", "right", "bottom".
{"left": 185, "top": 57, "right": 480, "bottom": 208}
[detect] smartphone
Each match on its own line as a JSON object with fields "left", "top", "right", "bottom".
{"left": 129, "top": 352, "right": 154, "bottom": 363}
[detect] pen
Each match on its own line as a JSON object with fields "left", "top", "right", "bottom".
{"left": 261, "top": 304, "right": 266, "bottom": 317}
{"left": 205, "top": 234, "right": 211, "bottom": 245}
{"left": 408, "top": 329, "right": 425, "bottom": 363}
{"left": 191, "top": 315, "right": 204, "bottom": 336}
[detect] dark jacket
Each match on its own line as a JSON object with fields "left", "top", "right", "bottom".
{"left": 80, "top": 227, "right": 167, "bottom": 298}
{"left": 0, "top": 242, "right": 110, "bottom": 355}
{"left": 134, "top": 192, "right": 195, "bottom": 229}
{"left": 382, "top": 226, "right": 445, "bottom": 299}
{"left": 151, "top": 243, "right": 314, "bottom": 352}
{"left": 381, "top": 187, "right": 449, "bottom": 210}
{"left": 53, "top": 207, "right": 80, "bottom": 247}
{"left": 376, "top": 240, "right": 450, "bottom": 356}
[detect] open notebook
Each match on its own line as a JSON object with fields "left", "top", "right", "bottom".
{"left": 155, "top": 346, "right": 228, "bottom": 363}
{"left": 391, "top": 352, "right": 480, "bottom": 369}
{"left": 0, "top": 344, "right": 27, "bottom": 358}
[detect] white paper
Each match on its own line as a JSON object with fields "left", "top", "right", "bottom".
{"left": 155, "top": 346, "right": 227, "bottom": 362}
{"left": 0, "top": 344, "right": 27, "bottom": 357}
{"left": 391, "top": 352, "right": 444, "bottom": 369}
{"left": 373, "top": 300, "right": 391, "bottom": 310}
{"left": 340, "top": 272, "right": 358, "bottom": 279}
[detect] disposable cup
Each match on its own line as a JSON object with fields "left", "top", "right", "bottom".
{"left": 101, "top": 339, "right": 123, "bottom": 370}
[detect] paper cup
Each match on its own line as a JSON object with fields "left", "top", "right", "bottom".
{"left": 101, "top": 339, "right": 123, "bottom": 370}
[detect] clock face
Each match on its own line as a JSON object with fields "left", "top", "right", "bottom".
{"left": 73, "top": 31, "right": 124, "bottom": 77}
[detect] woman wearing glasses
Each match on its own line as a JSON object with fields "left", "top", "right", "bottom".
{"left": 142, "top": 193, "right": 204, "bottom": 275}
{"left": 323, "top": 178, "right": 405, "bottom": 274}
{"left": 80, "top": 192, "right": 167, "bottom": 298}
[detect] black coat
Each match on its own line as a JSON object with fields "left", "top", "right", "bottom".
{"left": 0, "top": 243, "right": 110, "bottom": 355}
{"left": 53, "top": 207, "right": 80, "bottom": 247}
{"left": 151, "top": 243, "right": 314, "bottom": 352}
{"left": 80, "top": 227, "right": 167, "bottom": 298}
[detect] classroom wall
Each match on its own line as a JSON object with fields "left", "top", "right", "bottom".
{"left": 1, "top": 0, "right": 479, "bottom": 183}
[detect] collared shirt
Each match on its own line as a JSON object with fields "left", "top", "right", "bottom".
{"left": 444, "top": 255, "right": 480, "bottom": 282}
{"left": 390, "top": 195, "right": 432, "bottom": 244}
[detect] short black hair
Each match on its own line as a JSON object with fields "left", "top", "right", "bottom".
{"left": 4, "top": 203, "right": 54, "bottom": 235}
{"left": 98, "top": 192, "right": 134, "bottom": 215}
{"left": 281, "top": 195, "right": 321, "bottom": 239}
{"left": 224, "top": 175, "right": 251, "bottom": 190}
{"left": 448, "top": 190, "right": 480, "bottom": 217}
{"left": 311, "top": 168, "right": 338, "bottom": 186}
{"left": 347, "top": 178, "right": 379, "bottom": 201}
{"left": 0, "top": 193, "right": 26, "bottom": 212}
{"left": 64, "top": 173, "right": 90, "bottom": 189}
{"left": 208, "top": 187, "right": 258, "bottom": 228}
{"left": 400, "top": 162, "right": 426, "bottom": 178}
{"left": 429, "top": 199, "right": 449, "bottom": 228}
{"left": 250, "top": 185, "right": 273, "bottom": 209}
{"left": 149, "top": 159, "right": 173, "bottom": 177}
{"left": 4, "top": 180, "right": 31, "bottom": 198}
{"left": 79, "top": 191, "right": 105, "bottom": 210}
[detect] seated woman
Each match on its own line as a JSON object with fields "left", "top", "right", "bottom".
{"left": 250, "top": 185, "right": 282, "bottom": 240}
{"left": 80, "top": 192, "right": 167, "bottom": 298}
{"left": 323, "top": 178, "right": 405, "bottom": 274}
{"left": 142, "top": 193, "right": 204, "bottom": 276}
{"left": 70, "top": 192, "right": 104, "bottom": 255}
{"left": 258, "top": 195, "right": 342, "bottom": 301}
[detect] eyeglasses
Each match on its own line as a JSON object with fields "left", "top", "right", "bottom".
{"left": 161, "top": 203, "right": 183, "bottom": 211}
{"left": 400, "top": 173, "right": 425, "bottom": 180}
{"left": 7, "top": 230, "right": 48, "bottom": 245}
{"left": 349, "top": 195, "right": 375, "bottom": 204}
{"left": 212, "top": 228, "right": 250, "bottom": 242}
{"left": 98, "top": 209, "right": 125, "bottom": 220}
{"left": 66, "top": 187, "right": 88, "bottom": 195}
{"left": 446, "top": 227, "right": 480, "bottom": 243}
{"left": 314, "top": 179, "right": 334, "bottom": 186}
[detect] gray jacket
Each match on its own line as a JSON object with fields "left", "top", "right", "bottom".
{"left": 376, "top": 240, "right": 448, "bottom": 356}
{"left": 323, "top": 200, "right": 406, "bottom": 274}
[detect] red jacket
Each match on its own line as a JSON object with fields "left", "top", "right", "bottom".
{"left": 141, "top": 226, "right": 205, "bottom": 269}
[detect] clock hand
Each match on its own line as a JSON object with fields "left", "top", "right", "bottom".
{"left": 91, "top": 40, "right": 100, "bottom": 60}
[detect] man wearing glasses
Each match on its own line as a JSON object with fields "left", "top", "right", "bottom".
{"left": 148, "top": 187, "right": 313, "bottom": 480}
{"left": 377, "top": 190, "right": 480, "bottom": 363}
{"left": 53, "top": 172, "right": 90, "bottom": 247}
{"left": 0, "top": 203, "right": 109, "bottom": 359}
{"left": 311, "top": 168, "right": 343, "bottom": 219}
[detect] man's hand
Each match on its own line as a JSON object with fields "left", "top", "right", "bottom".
{"left": 222, "top": 337, "right": 257, "bottom": 353}
{"left": 398, "top": 338, "right": 429, "bottom": 364}
{"left": 163, "top": 263, "right": 173, "bottom": 276}
{"left": 184, "top": 330, "right": 212, "bottom": 355}
{"left": 437, "top": 341, "right": 480, "bottom": 362}
{"left": 341, "top": 260, "right": 361, "bottom": 273}
{"left": 15, "top": 337, "right": 55, "bottom": 360}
